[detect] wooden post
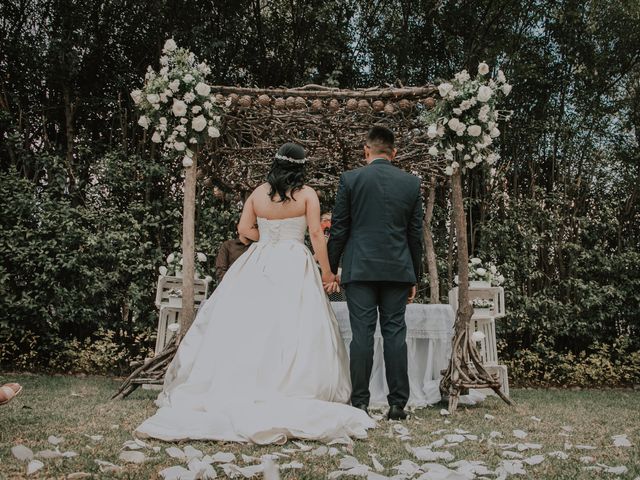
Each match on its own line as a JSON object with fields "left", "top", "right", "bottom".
{"left": 180, "top": 150, "right": 198, "bottom": 337}
{"left": 423, "top": 176, "right": 439, "bottom": 303}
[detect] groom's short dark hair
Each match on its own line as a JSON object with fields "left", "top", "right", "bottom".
{"left": 366, "top": 126, "right": 395, "bottom": 155}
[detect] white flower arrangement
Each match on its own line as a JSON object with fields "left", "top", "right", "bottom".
{"left": 131, "top": 39, "right": 222, "bottom": 166}
{"left": 159, "top": 251, "right": 210, "bottom": 278}
{"left": 472, "top": 298, "right": 494, "bottom": 309}
{"left": 420, "top": 63, "right": 513, "bottom": 176}
{"left": 454, "top": 258, "right": 505, "bottom": 286}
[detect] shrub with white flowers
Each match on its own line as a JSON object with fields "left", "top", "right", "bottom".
{"left": 420, "top": 62, "right": 513, "bottom": 176}
{"left": 160, "top": 251, "right": 211, "bottom": 280}
{"left": 131, "top": 39, "right": 222, "bottom": 167}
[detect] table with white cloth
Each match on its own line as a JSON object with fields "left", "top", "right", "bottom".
{"left": 331, "top": 302, "right": 485, "bottom": 408}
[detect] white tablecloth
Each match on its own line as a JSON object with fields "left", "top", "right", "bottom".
{"left": 331, "top": 302, "right": 485, "bottom": 408}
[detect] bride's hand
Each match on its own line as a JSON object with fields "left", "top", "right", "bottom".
{"left": 323, "top": 281, "right": 340, "bottom": 294}
{"left": 322, "top": 271, "right": 336, "bottom": 285}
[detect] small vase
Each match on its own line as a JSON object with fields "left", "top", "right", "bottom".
{"left": 473, "top": 307, "right": 492, "bottom": 316}
{"left": 469, "top": 280, "right": 490, "bottom": 288}
{"left": 168, "top": 296, "right": 182, "bottom": 308}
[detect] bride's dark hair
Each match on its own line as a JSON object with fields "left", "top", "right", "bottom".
{"left": 267, "top": 143, "right": 306, "bottom": 203}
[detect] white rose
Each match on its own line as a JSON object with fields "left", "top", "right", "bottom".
{"left": 159, "top": 266, "right": 168, "bottom": 276}
{"left": 183, "top": 73, "right": 194, "bottom": 83}
{"left": 477, "top": 85, "right": 493, "bottom": 102}
{"left": 164, "top": 88, "right": 173, "bottom": 98}
{"left": 454, "top": 274, "right": 459, "bottom": 284}
{"left": 130, "top": 89, "right": 142, "bottom": 105}
{"left": 467, "top": 125, "right": 482, "bottom": 137}
{"left": 151, "top": 131, "right": 162, "bottom": 143}
{"left": 476, "top": 267, "right": 487, "bottom": 276}
{"left": 195, "top": 82, "right": 211, "bottom": 96}
{"left": 478, "top": 62, "right": 490, "bottom": 75}
{"left": 163, "top": 39, "right": 177, "bottom": 52}
{"left": 183, "top": 92, "right": 196, "bottom": 104}
{"left": 428, "top": 146, "right": 439, "bottom": 156}
{"left": 137, "top": 115, "right": 150, "bottom": 129}
{"left": 453, "top": 108, "right": 462, "bottom": 116}
{"left": 445, "top": 166, "right": 454, "bottom": 176}
{"left": 438, "top": 82, "right": 453, "bottom": 98}
{"left": 497, "top": 69, "right": 506, "bottom": 83}
{"left": 191, "top": 105, "right": 202, "bottom": 114}
{"left": 159, "top": 93, "right": 167, "bottom": 103}
{"left": 203, "top": 101, "right": 212, "bottom": 110}
{"left": 174, "top": 141, "right": 186, "bottom": 151}
{"left": 180, "top": 118, "right": 188, "bottom": 124}
{"left": 167, "top": 253, "right": 175, "bottom": 263}
{"left": 182, "top": 155, "right": 193, "bottom": 167}
{"left": 456, "top": 143, "right": 464, "bottom": 151}
{"left": 447, "top": 118, "right": 462, "bottom": 131}
{"left": 167, "top": 323, "right": 180, "bottom": 333}
{"left": 470, "top": 258, "right": 482, "bottom": 265}
{"left": 191, "top": 115, "right": 207, "bottom": 132}
{"left": 466, "top": 161, "right": 476, "bottom": 169}
{"left": 159, "top": 67, "right": 168, "bottom": 76}
{"left": 160, "top": 55, "right": 169, "bottom": 66}
{"left": 169, "top": 79, "right": 180, "bottom": 92}
{"left": 498, "top": 274, "right": 505, "bottom": 284}
{"left": 437, "top": 125, "right": 445, "bottom": 137}
{"left": 490, "top": 265, "right": 497, "bottom": 274}
{"left": 490, "top": 127, "right": 501, "bottom": 138}
{"left": 172, "top": 99, "right": 187, "bottom": 116}
{"left": 189, "top": 137, "right": 198, "bottom": 144}
{"left": 427, "top": 124, "right": 438, "bottom": 138}
{"left": 455, "top": 70, "right": 470, "bottom": 83}
{"left": 207, "top": 126, "right": 220, "bottom": 138}
{"left": 198, "top": 62, "right": 211, "bottom": 75}
{"left": 451, "top": 161, "right": 459, "bottom": 169}
{"left": 501, "top": 83, "right": 512, "bottom": 96}
{"left": 197, "top": 252, "right": 207, "bottom": 262}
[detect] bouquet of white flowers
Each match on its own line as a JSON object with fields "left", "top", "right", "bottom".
{"left": 159, "top": 251, "right": 211, "bottom": 280}
{"left": 455, "top": 257, "right": 505, "bottom": 286}
{"left": 420, "top": 62, "right": 513, "bottom": 176}
{"left": 131, "top": 39, "right": 222, "bottom": 167}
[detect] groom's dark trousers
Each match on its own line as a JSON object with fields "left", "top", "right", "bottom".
{"left": 328, "top": 158, "right": 423, "bottom": 408}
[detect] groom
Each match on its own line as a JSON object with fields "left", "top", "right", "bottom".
{"left": 328, "top": 126, "right": 424, "bottom": 420}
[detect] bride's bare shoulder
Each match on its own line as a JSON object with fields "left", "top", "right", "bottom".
{"left": 300, "top": 185, "right": 318, "bottom": 197}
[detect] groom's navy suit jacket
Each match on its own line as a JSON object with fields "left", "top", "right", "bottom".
{"left": 328, "top": 158, "right": 424, "bottom": 285}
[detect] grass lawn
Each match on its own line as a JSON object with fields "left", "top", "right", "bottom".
{"left": 1, "top": 374, "right": 639, "bottom": 479}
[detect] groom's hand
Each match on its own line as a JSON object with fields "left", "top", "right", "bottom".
{"left": 407, "top": 285, "right": 417, "bottom": 304}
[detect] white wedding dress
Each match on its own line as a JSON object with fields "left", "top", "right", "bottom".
{"left": 135, "top": 216, "right": 375, "bottom": 444}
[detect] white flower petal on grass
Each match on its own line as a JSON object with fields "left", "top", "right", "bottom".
{"left": 410, "top": 446, "right": 455, "bottom": 462}
{"left": 489, "top": 431, "right": 503, "bottom": 439}
{"left": 498, "top": 460, "right": 526, "bottom": 475}
{"left": 444, "top": 434, "right": 466, "bottom": 443}
{"left": 67, "top": 473, "right": 92, "bottom": 479}
{"left": 392, "top": 459, "right": 421, "bottom": 477}
{"left": 612, "top": 434, "right": 632, "bottom": 447}
{"left": 579, "top": 456, "right": 595, "bottom": 464}
{"left": 548, "top": 451, "right": 569, "bottom": 460}
{"left": 48, "top": 435, "right": 64, "bottom": 446}
{"left": 165, "top": 446, "right": 185, "bottom": 459}
{"left": 85, "top": 434, "right": 103, "bottom": 442}
{"left": 512, "top": 429, "right": 528, "bottom": 439}
{"left": 439, "top": 409, "right": 450, "bottom": 416}
{"left": 188, "top": 458, "right": 217, "bottom": 478}
{"left": 12, "top": 445, "right": 34, "bottom": 461}
{"left": 26, "top": 460, "right": 44, "bottom": 476}
{"left": 281, "top": 461, "right": 303, "bottom": 470}
{"left": 311, "top": 446, "right": 328, "bottom": 456}
{"left": 575, "top": 445, "right": 596, "bottom": 450}
{"left": 517, "top": 442, "right": 542, "bottom": 451}
{"left": 119, "top": 450, "right": 147, "bottom": 464}
{"left": 393, "top": 424, "right": 410, "bottom": 437}
{"left": 368, "top": 453, "right": 384, "bottom": 472}
{"left": 484, "top": 414, "right": 495, "bottom": 420}
{"left": 183, "top": 445, "right": 203, "bottom": 461}
{"left": 601, "top": 465, "right": 628, "bottom": 475}
{"left": 524, "top": 455, "right": 545, "bottom": 465}
{"left": 95, "top": 459, "right": 123, "bottom": 473}
{"left": 159, "top": 465, "right": 192, "bottom": 480}
{"left": 530, "top": 416, "right": 542, "bottom": 422}
{"left": 62, "top": 450, "right": 78, "bottom": 458}
{"left": 123, "top": 439, "right": 147, "bottom": 450}
{"left": 211, "top": 452, "right": 236, "bottom": 463}
{"left": 242, "top": 454, "right": 259, "bottom": 463}
{"left": 36, "top": 449, "right": 62, "bottom": 459}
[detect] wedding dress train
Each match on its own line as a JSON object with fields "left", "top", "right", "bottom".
{"left": 135, "top": 216, "right": 375, "bottom": 444}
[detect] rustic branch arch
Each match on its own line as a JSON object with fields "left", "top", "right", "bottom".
{"left": 113, "top": 84, "right": 512, "bottom": 412}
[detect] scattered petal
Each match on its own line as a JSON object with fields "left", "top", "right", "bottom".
{"left": 48, "top": 435, "right": 64, "bottom": 445}
{"left": 580, "top": 456, "right": 595, "bottom": 464}
{"left": 263, "top": 459, "right": 281, "bottom": 480}
{"left": 612, "top": 434, "right": 632, "bottom": 447}
{"left": 602, "top": 465, "right": 628, "bottom": 475}
{"left": 123, "top": 439, "right": 147, "bottom": 450}
{"left": 489, "top": 431, "right": 503, "bottom": 439}
{"left": 27, "top": 460, "right": 44, "bottom": 476}
{"left": 512, "top": 430, "right": 528, "bottom": 439}
{"left": 369, "top": 453, "right": 384, "bottom": 472}
{"left": 498, "top": 460, "right": 526, "bottom": 475}
{"left": 530, "top": 416, "right": 542, "bottom": 422}
{"left": 502, "top": 451, "right": 524, "bottom": 459}
{"left": 35, "top": 449, "right": 62, "bottom": 459}
{"left": 444, "top": 434, "right": 466, "bottom": 443}
{"left": 183, "top": 445, "right": 203, "bottom": 461}
{"left": 484, "top": 414, "right": 495, "bottom": 420}
{"left": 67, "top": 473, "right": 92, "bottom": 479}
{"left": 439, "top": 409, "right": 450, "bottom": 416}
{"left": 85, "top": 434, "right": 103, "bottom": 442}
{"left": 12, "top": 445, "right": 34, "bottom": 461}
{"left": 524, "top": 455, "right": 545, "bottom": 465}
{"left": 312, "top": 446, "right": 328, "bottom": 456}
{"left": 160, "top": 465, "right": 192, "bottom": 480}
{"left": 166, "top": 446, "right": 186, "bottom": 459}
{"left": 95, "top": 459, "right": 123, "bottom": 473}
{"left": 212, "top": 452, "right": 236, "bottom": 463}
{"left": 575, "top": 445, "right": 597, "bottom": 450}
{"left": 410, "top": 446, "right": 455, "bottom": 462}
{"left": 517, "top": 443, "right": 542, "bottom": 451}
{"left": 281, "top": 461, "right": 303, "bottom": 469}
{"left": 119, "top": 450, "right": 147, "bottom": 464}
{"left": 62, "top": 451, "right": 78, "bottom": 458}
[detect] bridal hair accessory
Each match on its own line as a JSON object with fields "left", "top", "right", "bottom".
{"left": 275, "top": 153, "right": 307, "bottom": 164}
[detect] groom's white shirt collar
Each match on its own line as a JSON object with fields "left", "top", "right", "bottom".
{"left": 369, "top": 157, "right": 390, "bottom": 165}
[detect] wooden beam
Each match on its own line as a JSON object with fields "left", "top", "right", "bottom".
{"left": 210, "top": 84, "right": 437, "bottom": 99}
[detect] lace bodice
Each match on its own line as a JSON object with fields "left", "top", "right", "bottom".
{"left": 257, "top": 215, "right": 307, "bottom": 244}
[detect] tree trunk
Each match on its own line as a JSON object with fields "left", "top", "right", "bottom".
{"left": 423, "top": 176, "right": 439, "bottom": 303}
{"left": 180, "top": 151, "right": 198, "bottom": 337}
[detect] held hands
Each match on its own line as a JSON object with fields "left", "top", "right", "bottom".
{"left": 322, "top": 271, "right": 341, "bottom": 295}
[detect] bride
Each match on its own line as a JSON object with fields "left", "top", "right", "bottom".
{"left": 135, "top": 143, "right": 376, "bottom": 444}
